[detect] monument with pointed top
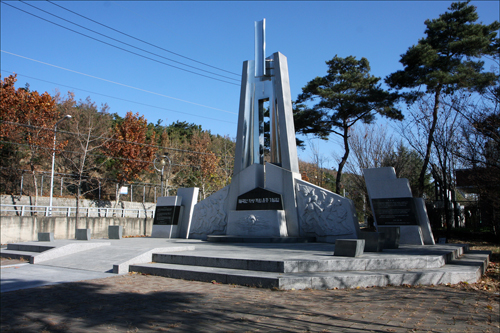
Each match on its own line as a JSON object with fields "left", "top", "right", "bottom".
{"left": 189, "top": 19, "right": 360, "bottom": 242}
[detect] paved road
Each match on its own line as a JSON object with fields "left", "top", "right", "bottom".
{"left": 1, "top": 258, "right": 498, "bottom": 333}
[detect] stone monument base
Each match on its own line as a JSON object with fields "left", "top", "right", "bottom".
{"left": 152, "top": 196, "right": 183, "bottom": 239}
{"left": 378, "top": 225, "right": 423, "bottom": 245}
{"left": 226, "top": 210, "right": 288, "bottom": 237}
{"left": 151, "top": 225, "right": 179, "bottom": 238}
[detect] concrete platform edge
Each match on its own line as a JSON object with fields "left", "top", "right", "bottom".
{"left": 113, "top": 246, "right": 196, "bottom": 274}
{"left": 31, "top": 242, "right": 111, "bottom": 264}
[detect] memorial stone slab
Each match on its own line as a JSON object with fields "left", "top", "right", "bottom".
{"left": 363, "top": 167, "right": 435, "bottom": 245}
{"left": 236, "top": 187, "right": 283, "bottom": 211}
{"left": 152, "top": 196, "right": 183, "bottom": 238}
{"left": 372, "top": 198, "right": 418, "bottom": 226}
{"left": 153, "top": 205, "right": 181, "bottom": 225}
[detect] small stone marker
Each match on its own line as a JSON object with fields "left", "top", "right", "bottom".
{"left": 76, "top": 229, "right": 91, "bottom": 240}
{"left": 379, "top": 226, "right": 400, "bottom": 249}
{"left": 38, "top": 232, "right": 54, "bottom": 242}
{"left": 334, "top": 239, "right": 365, "bottom": 257}
{"left": 108, "top": 226, "right": 123, "bottom": 239}
{"left": 358, "top": 232, "right": 385, "bottom": 252}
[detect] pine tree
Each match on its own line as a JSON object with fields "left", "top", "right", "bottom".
{"left": 295, "top": 55, "right": 402, "bottom": 194}
{"left": 385, "top": 0, "right": 500, "bottom": 196}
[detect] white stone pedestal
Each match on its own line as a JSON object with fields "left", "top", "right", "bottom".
{"left": 152, "top": 196, "right": 182, "bottom": 238}
{"left": 227, "top": 210, "right": 288, "bottom": 237}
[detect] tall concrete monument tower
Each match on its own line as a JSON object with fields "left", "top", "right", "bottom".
{"left": 189, "top": 20, "right": 360, "bottom": 241}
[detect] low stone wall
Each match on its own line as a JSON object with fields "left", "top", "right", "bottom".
{"left": 0, "top": 195, "right": 156, "bottom": 211}
{"left": 0, "top": 216, "right": 153, "bottom": 244}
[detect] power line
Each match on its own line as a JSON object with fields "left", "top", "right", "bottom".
{"left": 19, "top": 1, "right": 240, "bottom": 82}
{"left": 0, "top": 120, "right": 235, "bottom": 158}
{"left": 2, "top": 1, "right": 240, "bottom": 86}
{"left": 0, "top": 140, "right": 203, "bottom": 167}
{"left": 1, "top": 70, "right": 237, "bottom": 124}
{"left": 0, "top": 166, "right": 196, "bottom": 183}
{"left": 45, "top": 0, "right": 241, "bottom": 77}
{"left": 1, "top": 51, "right": 238, "bottom": 115}
{"left": 0, "top": 140, "right": 230, "bottom": 171}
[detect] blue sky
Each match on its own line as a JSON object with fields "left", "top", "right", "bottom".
{"left": 1, "top": 1, "right": 499, "bottom": 166}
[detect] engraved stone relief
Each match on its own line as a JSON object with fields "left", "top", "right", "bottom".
{"left": 233, "top": 214, "right": 273, "bottom": 235}
{"left": 190, "top": 186, "right": 229, "bottom": 237}
{"left": 296, "top": 182, "right": 354, "bottom": 237}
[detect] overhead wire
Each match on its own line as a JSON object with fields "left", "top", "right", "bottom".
{"left": 0, "top": 140, "right": 207, "bottom": 168}
{"left": 45, "top": 0, "right": 241, "bottom": 77}
{"left": 1, "top": 51, "right": 238, "bottom": 115}
{"left": 1, "top": 70, "right": 237, "bottom": 124}
{"left": 2, "top": 1, "right": 240, "bottom": 86}
{"left": 0, "top": 120, "right": 234, "bottom": 158}
{"left": 19, "top": 0, "right": 240, "bottom": 82}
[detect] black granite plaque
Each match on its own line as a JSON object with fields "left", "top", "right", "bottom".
{"left": 153, "top": 205, "right": 181, "bottom": 225}
{"left": 236, "top": 187, "right": 283, "bottom": 211}
{"left": 372, "top": 198, "right": 418, "bottom": 225}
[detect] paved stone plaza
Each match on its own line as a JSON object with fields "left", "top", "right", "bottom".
{"left": 1, "top": 257, "right": 498, "bottom": 333}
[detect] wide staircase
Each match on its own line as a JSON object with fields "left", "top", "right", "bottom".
{"left": 129, "top": 243, "right": 490, "bottom": 290}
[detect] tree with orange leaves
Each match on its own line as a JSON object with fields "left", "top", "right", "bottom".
{"left": 188, "top": 131, "right": 221, "bottom": 199}
{"left": 104, "top": 111, "right": 157, "bottom": 205}
{"left": 1, "top": 74, "right": 66, "bottom": 207}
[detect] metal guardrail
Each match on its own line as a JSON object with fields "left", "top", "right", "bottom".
{"left": 1, "top": 204, "right": 155, "bottom": 218}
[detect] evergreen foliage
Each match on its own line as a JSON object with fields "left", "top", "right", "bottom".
{"left": 385, "top": 0, "right": 500, "bottom": 196}
{"left": 295, "top": 55, "right": 402, "bottom": 194}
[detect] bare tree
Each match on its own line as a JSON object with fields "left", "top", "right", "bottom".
{"left": 340, "top": 123, "right": 396, "bottom": 225}
{"left": 308, "top": 139, "right": 330, "bottom": 188}
{"left": 452, "top": 85, "right": 499, "bottom": 235}
{"left": 58, "top": 94, "right": 112, "bottom": 226}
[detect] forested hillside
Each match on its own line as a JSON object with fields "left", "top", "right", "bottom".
{"left": 1, "top": 74, "right": 236, "bottom": 203}
{"left": 1, "top": 74, "right": 335, "bottom": 205}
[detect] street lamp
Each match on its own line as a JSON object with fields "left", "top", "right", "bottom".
{"left": 154, "top": 153, "right": 171, "bottom": 197}
{"left": 48, "top": 115, "right": 71, "bottom": 216}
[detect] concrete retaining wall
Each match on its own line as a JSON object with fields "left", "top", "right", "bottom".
{"left": 0, "top": 216, "right": 153, "bottom": 244}
{"left": 1, "top": 195, "right": 156, "bottom": 211}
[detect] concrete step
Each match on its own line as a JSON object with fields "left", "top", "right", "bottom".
{"left": 207, "top": 235, "right": 316, "bottom": 243}
{"left": 0, "top": 249, "right": 37, "bottom": 261}
{"left": 6, "top": 244, "right": 55, "bottom": 253}
{"left": 1, "top": 243, "right": 55, "bottom": 261}
{"left": 130, "top": 252, "right": 489, "bottom": 290}
{"left": 152, "top": 252, "right": 448, "bottom": 273}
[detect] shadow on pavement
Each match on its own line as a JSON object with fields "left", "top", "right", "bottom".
{"left": 1, "top": 276, "right": 497, "bottom": 332}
